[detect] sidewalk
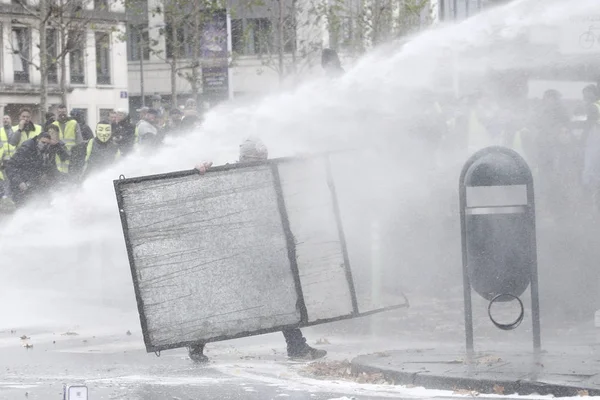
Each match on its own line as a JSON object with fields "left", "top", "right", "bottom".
{"left": 351, "top": 346, "right": 600, "bottom": 397}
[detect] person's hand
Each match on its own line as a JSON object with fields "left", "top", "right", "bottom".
{"left": 49, "top": 134, "right": 60, "bottom": 146}
{"left": 19, "top": 120, "right": 26, "bottom": 130}
{"left": 18, "top": 182, "right": 28, "bottom": 192}
{"left": 195, "top": 161, "right": 213, "bottom": 175}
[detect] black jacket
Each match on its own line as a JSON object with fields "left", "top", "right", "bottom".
{"left": 5, "top": 137, "right": 68, "bottom": 190}
{"left": 81, "top": 124, "right": 94, "bottom": 141}
{"left": 113, "top": 118, "right": 136, "bottom": 155}
{"left": 84, "top": 139, "right": 120, "bottom": 178}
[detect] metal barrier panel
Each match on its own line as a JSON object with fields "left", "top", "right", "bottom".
{"left": 117, "top": 165, "right": 301, "bottom": 351}
{"left": 277, "top": 158, "right": 356, "bottom": 323}
{"left": 115, "top": 155, "right": 409, "bottom": 352}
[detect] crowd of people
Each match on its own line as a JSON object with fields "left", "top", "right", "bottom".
{"left": 0, "top": 43, "right": 599, "bottom": 219}
{"left": 0, "top": 99, "right": 201, "bottom": 211}
{"left": 404, "top": 82, "right": 600, "bottom": 219}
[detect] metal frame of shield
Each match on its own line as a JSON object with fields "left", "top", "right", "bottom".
{"left": 459, "top": 146, "right": 541, "bottom": 355}
{"left": 114, "top": 154, "right": 408, "bottom": 353}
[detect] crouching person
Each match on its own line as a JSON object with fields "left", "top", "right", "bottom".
{"left": 5, "top": 129, "right": 68, "bottom": 208}
{"left": 188, "top": 138, "right": 327, "bottom": 363}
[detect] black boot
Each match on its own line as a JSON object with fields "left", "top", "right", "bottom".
{"left": 282, "top": 329, "right": 327, "bottom": 360}
{"left": 188, "top": 343, "right": 209, "bottom": 363}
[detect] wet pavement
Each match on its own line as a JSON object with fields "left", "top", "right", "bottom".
{"left": 2, "top": 293, "right": 599, "bottom": 400}
{"left": 352, "top": 347, "right": 600, "bottom": 397}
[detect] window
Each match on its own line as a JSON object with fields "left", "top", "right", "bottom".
{"left": 329, "top": 16, "right": 354, "bottom": 51}
{"left": 231, "top": 18, "right": 273, "bottom": 56}
{"left": 165, "top": 21, "right": 194, "bottom": 59}
{"left": 248, "top": 18, "right": 272, "bottom": 55}
{"left": 12, "top": 27, "right": 30, "bottom": 83}
{"left": 99, "top": 108, "right": 112, "bottom": 121}
{"left": 69, "top": 30, "right": 85, "bottom": 84}
{"left": 71, "top": 108, "right": 88, "bottom": 123}
{"left": 127, "top": 24, "right": 150, "bottom": 61}
{"left": 47, "top": 29, "right": 58, "bottom": 84}
{"left": 95, "top": 32, "right": 111, "bottom": 84}
{"left": 283, "top": 16, "right": 296, "bottom": 53}
{"left": 231, "top": 19, "right": 244, "bottom": 54}
{"left": 94, "top": 0, "right": 108, "bottom": 10}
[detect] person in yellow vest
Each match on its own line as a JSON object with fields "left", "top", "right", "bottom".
{"left": 9, "top": 107, "right": 42, "bottom": 147}
{"left": 81, "top": 121, "right": 120, "bottom": 179}
{"left": 0, "top": 115, "right": 17, "bottom": 196}
{"left": 52, "top": 104, "right": 84, "bottom": 174}
{"left": 0, "top": 116, "right": 17, "bottom": 204}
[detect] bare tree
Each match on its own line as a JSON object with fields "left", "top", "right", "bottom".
{"left": 232, "top": 0, "right": 322, "bottom": 85}
{"left": 8, "top": 0, "right": 119, "bottom": 120}
{"left": 323, "top": 0, "right": 432, "bottom": 53}
{"left": 135, "top": 0, "right": 227, "bottom": 108}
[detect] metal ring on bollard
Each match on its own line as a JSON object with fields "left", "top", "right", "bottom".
{"left": 488, "top": 293, "right": 525, "bottom": 331}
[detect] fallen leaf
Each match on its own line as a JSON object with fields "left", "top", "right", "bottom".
{"left": 22, "top": 344, "right": 33, "bottom": 349}
{"left": 315, "top": 337, "right": 330, "bottom": 345}
{"left": 493, "top": 384, "right": 505, "bottom": 395}
{"left": 61, "top": 331, "right": 79, "bottom": 336}
{"left": 453, "top": 388, "right": 479, "bottom": 396}
{"left": 126, "top": 330, "right": 132, "bottom": 336}
{"left": 578, "top": 390, "right": 589, "bottom": 397}
{"left": 19, "top": 335, "right": 30, "bottom": 340}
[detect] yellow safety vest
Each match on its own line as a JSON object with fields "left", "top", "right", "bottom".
{"left": 52, "top": 120, "right": 78, "bottom": 173}
{"left": 0, "top": 146, "right": 4, "bottom": 182}
{"left": 12, "top": 124, "right": 42, "bottom": 147}
{"left": 0, "top": 128, "right": 16, "bottom": 181}
{"left": 0, "top": 127, "right": 16, "bottom": 161}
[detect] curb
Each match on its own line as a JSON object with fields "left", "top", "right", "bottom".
{"left": 350, "top": 356, "right": 600, "bottom": 397}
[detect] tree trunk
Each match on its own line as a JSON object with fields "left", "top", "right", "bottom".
{"left": 290, "top": 0, "right": 297, "bottom": 77}
{"left": 59, "top": 2, "right": 68, "bottom": 106}
{"left": 139, "top": 27, "right": 145, "bottom": 107}
{"left": 39, "top": 0, "right": 48, "bottom": 122}
{"left": 190, "top": 7, "right": 200, "bottom": 104}
{"left": 277, "top": 0, "right": 285, "bottom": 85}
{"left": 170, "top": 14, "right": 178, "bottom": 108}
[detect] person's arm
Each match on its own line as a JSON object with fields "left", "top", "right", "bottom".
{"left": 54, "top": 142, "right": 70, "bottom": 162}
{"left": 4, "top": 146, "right": 27, "bottom": 187}
{"left": 8, "top": 129, "right": 21, "bottom": 147}
{"left": 194, "top": 161, "right": 213, "bottom": 174}
{"left": 75, "top": 122, "right": 83, "bottom": 143}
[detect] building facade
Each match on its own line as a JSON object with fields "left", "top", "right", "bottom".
{"left": 0, "top": 0, "right": 129, "bottom": 128}
{"left": 125, "top": 0, "right": 328, "bottom": 114}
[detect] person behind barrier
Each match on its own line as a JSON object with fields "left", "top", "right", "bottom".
{"left": 9, "top": 107, "right": 42, "bottom": 148}
{"left": 187, "top": 138, "right": 327, "bottom": 364}
{"left": 5, "top": 130, "right": 68, "bottom": 207}
{"left": 81, "top": 121, "right": 120, "bottom": 179}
